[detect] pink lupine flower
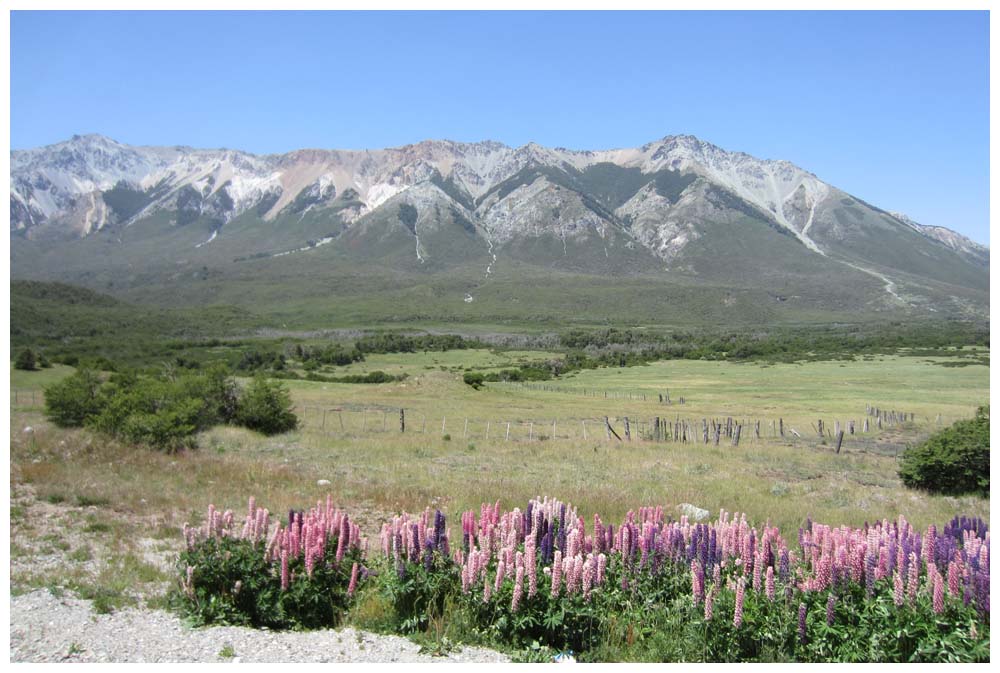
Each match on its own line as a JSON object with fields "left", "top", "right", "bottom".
{"left": 494, "top": 559, "right": 506, "bottom": 595}
{"left": 765, "top": 566, "right": 775, "bottom": 602}
{"left": 733, "top": 577, "right": 746, "bottom": 628}
{"left": 907, "top": 552, "right": 919, "bottom": 604}
{"left": 752, "top": 550, "right": 763, "bottom": 592}
{"left": 483, "top": 573, "right": 492, "bottom": 603}
{"left": 512, "top": 562, "right": 525, "bottom": 612}
{"left": 597, "top": 553, "right": 607, "bottom": 586}
{"left": 570, "top": 555, "right": 583, "bottom": 595}
{"left": 704, "top": 587, "right": 714, "bottom": 620}
{"left": 948, "top": 560, "right": 961, "bottom": 597}
{"left": 551, "top": 551, "right": 563, "bottom": 597}
{"left": 922, "top": 525, "right": 936, "bottom": 569}
{"left": 932, "top": 570, "right": 944, "bottom": 614}
{"left": 582, "top": 555, "right": 595, "bottom": 601}
{"left": 526, "top": 541, "right": 538, "bottom": 598}
{"left": 348, "top": 562, "right": 359, "bottom": 597}
{"left": 893, "top": 571, "right": 904, "bottom": 607}
{"left": 281, "top": 550, "right": 290, "bottom": 591}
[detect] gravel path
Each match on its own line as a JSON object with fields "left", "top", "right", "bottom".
{"left": 10, "top": 590, "right": 509, "bottom": 663}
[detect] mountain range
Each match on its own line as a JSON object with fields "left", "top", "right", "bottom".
{"left": 9, "top": 133, "right": 989, "bottom": 327}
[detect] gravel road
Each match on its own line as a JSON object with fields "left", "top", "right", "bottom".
{"left": 10, "top": 590, "right": 509, "bottom": 663}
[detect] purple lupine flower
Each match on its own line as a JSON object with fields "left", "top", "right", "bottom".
{"left": 865, "top": 554, "right": 877, "bottom": 596}
{"left": 779, "top": 549, "right": 790, "bottom": 583}
{"left": 798, "top": 603, "right": 808, "bottom": 645}
{"left": 826, "top": 594, "right": 836, "bottom": 626}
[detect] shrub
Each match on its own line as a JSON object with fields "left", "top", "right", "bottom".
{"left": 235, "top": 376, "right": 298, "bottom": 435}
{"left": 87, "top": 375, "right": 207, "bottom": 452}
{"left": 177, "top": 499, "right": 365, "bottom": 629}
{"left": 43, "top": 368, "right": 103, "bottom": 427}
{"left": 899, "top": 406, "right": 989, "bottom": 496}
{"left": 463, "top": 372, "right": 485, "bottom": 389}
{"left": 14, "top": 347, "right": 37, "bottom": 371}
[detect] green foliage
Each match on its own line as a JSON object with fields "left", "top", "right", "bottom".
{"left": 85, "top": 370, "right": 231, "bottom": 452}
{"left": 43, "top": 368, "right": 103, "bottom": 427}
{"left": 235, "top": 376, "right": 298, "bottom": 435}
{"left": 463, "top": 372, "right": 485, "bottom": 389}
{"left": 355, "top": 333, "right": 487, "bottom": 354}
{"left": 14, "top": 347, "right": 37, "bottom": 371}
{"left": 899, "top": 406, "right": 989, "bottom": 496}
{"left": 176, "top": 536, "right": 362, "bottom": 629}
{"left": 379, "top": 555, "right": 460, "bottom": 633}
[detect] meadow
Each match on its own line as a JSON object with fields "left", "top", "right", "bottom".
{"left": 11, "top": 349, "right": 988, "bottom": 545}
{"left": 9, "top": 343, "right": 989, "bottom": 660}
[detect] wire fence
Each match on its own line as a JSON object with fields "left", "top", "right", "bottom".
{"left": 292, "top": 403, "right": 934, "bottom": 454}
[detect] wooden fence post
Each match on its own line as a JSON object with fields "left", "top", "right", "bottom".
{"left": 400, "top": 408, "right": 405, "bottom": 433}
{"left": 605, "top": 417, "right": 622, "bottom": 441}
{"left": 835, "top": 430, "right": 844, "bottom": 454}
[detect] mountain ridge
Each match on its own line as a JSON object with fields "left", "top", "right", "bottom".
{"left": 10, "top": 132, "right": 988, "bottom": 326}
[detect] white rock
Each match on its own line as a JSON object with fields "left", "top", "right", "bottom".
{"left": 317, "top": 479, "right": 331, "bottom": 487}
{"left": 677, "top": 503, "right": 710, "bottom": 521}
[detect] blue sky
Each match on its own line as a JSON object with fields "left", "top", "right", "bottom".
{"left": 10, "top": 10, "right": 990, "bottom": 244}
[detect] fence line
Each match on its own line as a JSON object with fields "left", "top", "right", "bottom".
{"left": 292, "top": 404, "right": 930, "bottom": 451}
{"left": 11, "top": 389, "right": 42, "bottom": 406}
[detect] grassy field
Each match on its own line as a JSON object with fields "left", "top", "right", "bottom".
{"left": 8, "top": 348, "right": 989, "bottom": 646}
{"left": 10, "top": 351, "right": 988, "bottom": 538}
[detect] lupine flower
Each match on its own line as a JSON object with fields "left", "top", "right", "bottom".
{"left": 733, "top": 577, "right": 745, "bottom": 628}
{"left": 691, "top": 560, "right": 704, "bottom": 605}
{"left": 184, "top": 565, "right": 195, "bottom": 598}
{"left": 597, "top": 553, "right": 607, "bottom": 586}
{"left": 348, "top": 562, "right": 359, "bottom": 597}
{"left": 948, "top": 560, "right": 961, "bottom": 597}
{"left": 551, "top": 551, "right": 563, "bottom": 597}
{"left": 907, "top": 552, "right": 919, "bottom": 604}
{"left": 826, "top": 594, "right": 836, "bottom": 626}
{"left": 932, "top": 571, "right": 944, "bottom": 614}
{"left": 893, "top": 571, "right": 904, "bottom": 607}
{"left": 512, "top": 562, "right": 525, "bottom": 612}
{"left": 582, "top": 555, "right": 595, "bottom": 600}
{"left": 765, "top": 566, "right": 775, "bottom": 602}
{"left": 494, "top": 559, "right": 506, "bottom": 595}
{"left": 798, "top": 603, "right": 808, "bottom": 645}
{"left": 704, "top": 587, "right": 714, "bottom": 621}
{"left": 281, "top": 550, "right": 290, "bottom": 590}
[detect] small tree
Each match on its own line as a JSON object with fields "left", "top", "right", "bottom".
{"left": 43, "top": 368, "right": 103, "bottom": 427}
{"left": 235, "top": 376, "right": 298, "bottom": 435}
{"left": 898, "top": 405, "right": 989, "bottom": 497}
{"left": 14, "top": 348, "right": 37, "bottom": 371}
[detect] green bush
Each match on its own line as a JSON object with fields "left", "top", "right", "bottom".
{"left": 235, "top": 376, "right": 298, "bottom": 435}
{"left": 43, "top": 368, "right": 103, "bottom": 427}
{"left": 86, "top": 374, "right": 208, "bottom": 452}
{"left": 898, "top": 405, "right": 989, "bottom": 496}
{"left": 463, "top": 372, "right": 485, "bottom": 389}
{"left": 14, "top": 347, "right": 37, "bottom": 371}
{"left": 177, "top": 536, "right": 362, "bottom": 629}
